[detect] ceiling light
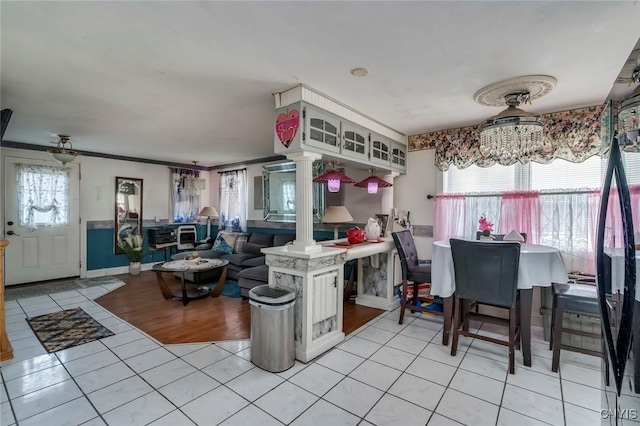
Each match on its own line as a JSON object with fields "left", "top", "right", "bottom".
{"left": 354, "top": 170, "right": 393, "bottom": 194}
{"left": 350, "top": 67, "right": 368, "bottom": 77}
{"left": 48, "top": 135, "right": 79, "bottom": 165}
{"left": 313, "top": 162, "right": 355, "bottom": 192}
{"left": 475, "top": 75, "right": 557, "bottom": 164}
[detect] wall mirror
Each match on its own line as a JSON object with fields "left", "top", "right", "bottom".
{"left": 263, "top": 161, "right": 325, "bottom": 222}
{"left": 115, "top": 177, "right": 143, "bottom": 253}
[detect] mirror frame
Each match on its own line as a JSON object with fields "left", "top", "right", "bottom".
{"left": 114, "top": 176, "right": 143, "bottom": 254}
{"left": 263, "top": 161, "right": 325, "bottom": 223}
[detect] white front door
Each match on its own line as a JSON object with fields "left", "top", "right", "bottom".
{"left": 3, "top": 156, "right": 80, "bottom": 285}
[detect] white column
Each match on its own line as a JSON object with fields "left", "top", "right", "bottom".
{"left": 381, "top": 172, "right": 399, "bottom": 217}
{"left": 286, "top": 151, "right": 323, "bottom": 252}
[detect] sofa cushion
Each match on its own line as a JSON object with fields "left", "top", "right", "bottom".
{"left": 223, "top": 253, "right": 258, "bottom": 267}
{"left": 243, "top": 233, "right": 275, "bottom": 256}
{"left": 274, "top": 233, "right": 296, "bottom": 247}
{"left": 238, "top": 264, "right": 270, "bottom": 282}
{"left": 212, "top": 231, "right": 248, "bottom": 254}
{"left": 242, "top": 256, "right": 265, "bottom": 267}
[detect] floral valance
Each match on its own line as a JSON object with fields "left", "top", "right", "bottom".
{"left": 408, "top": 104, "right": 604, "bottom": 171}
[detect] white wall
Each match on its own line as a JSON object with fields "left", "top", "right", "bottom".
{"left": 393, "top": 149, "right": 439, "bottom": 259}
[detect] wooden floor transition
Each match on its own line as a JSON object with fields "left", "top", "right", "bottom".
{"left": 96, "top": 271, "right": 385, "bottom": 345}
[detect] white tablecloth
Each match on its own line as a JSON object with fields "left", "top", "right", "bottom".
{"left": 431, "top": 240, "right": 568, "bottom": 298}
{"left": 604, "top": 248, "right": 640, "bottom": 302}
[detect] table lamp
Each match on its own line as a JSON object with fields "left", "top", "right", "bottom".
{"left": 199, "top": 207, "right": 219, "bottom": 241}
{"left": 323, "top": 206, "right": 353, "bottom": 240}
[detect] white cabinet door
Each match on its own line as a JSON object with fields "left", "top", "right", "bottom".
{"left": 370, "top": 134, "right": 392, "bottom": 167}
{"left": 304, "top": 107, "right": 341, "bottom": 154}
{"left": 391, "top": 142, "right": 407, "bottom": 172}
{"left": 341, "top": 122, "right": 369, "bottom": 160}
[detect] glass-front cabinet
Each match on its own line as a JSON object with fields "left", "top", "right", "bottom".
{"left": 341, "top": 122, "right": 369, "bottom": 161}
{"left": 305, "top": 109, "right": 341, "bottom": 154}
{"left": 391, "top": 141, "right": 407, "bottom": 171}
{"left": 370, "top": 134, "right": 392, "bottom": 167}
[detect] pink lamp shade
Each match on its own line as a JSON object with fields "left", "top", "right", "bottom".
{"left": 313, "top": 169, "right": 355, "bottom": 193}
{"left": 354, "top": 175, "right": 392, "bottom": 194}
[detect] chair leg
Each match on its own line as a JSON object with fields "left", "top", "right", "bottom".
{"left": 451, "top": 296, "right": 461, "bottom": 357}
{"left": 549, "top": 293, "right": 557, "bottom": 351}
{"left": 399, "top": 279, "right": 408, "bottom": 325}
{"left": 509, "top": 307, "right": 516, "bottom": 374}
{"left": 462, "top": 300, "right": 470, "bottom": 332}
{"left": 410, "top": 282, "right": 418, "bottom": 313}
{"left": 551, "top": 307, "right": 563, "bottom": 373}
{"left": 442, "top": 295, "right": 453, "bottom": 346}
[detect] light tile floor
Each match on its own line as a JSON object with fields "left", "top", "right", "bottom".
{"left": 0, "top": 283, "right": 616, "bottom": 426}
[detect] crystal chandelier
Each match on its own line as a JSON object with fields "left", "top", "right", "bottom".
{"left": 475, "top": 75, "right": 557, "bottom": 164}
{"left": 48, "top": 135, "right": 79, "bottom": 165}
{"left": 479, "top": 92, "right": 545, "bottom": 163}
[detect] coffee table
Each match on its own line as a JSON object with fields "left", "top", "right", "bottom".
{"left": 152, "top": 258, "right": 229, "bottom": 306}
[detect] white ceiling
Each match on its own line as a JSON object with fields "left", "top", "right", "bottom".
{"left": 2, "top": 1, "right": 639, "bottom": 167}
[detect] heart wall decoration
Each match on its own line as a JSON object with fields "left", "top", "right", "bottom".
{"left": 275, "top": 109, "right": 300, "bottom": 148}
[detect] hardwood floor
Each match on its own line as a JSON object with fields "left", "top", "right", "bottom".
{"left": 96, "top": 271, "right": 384, "bottom": 345}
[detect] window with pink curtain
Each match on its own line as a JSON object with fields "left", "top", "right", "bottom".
{"left": 499, "top": 191, "right": 541, "bottom": 244}
{"left": 433, "top": 194, "right": 466, "bottom": 241}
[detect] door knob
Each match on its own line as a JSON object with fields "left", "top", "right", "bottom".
{"left": 6, "top": 230, "right": 19, "bottom": 236}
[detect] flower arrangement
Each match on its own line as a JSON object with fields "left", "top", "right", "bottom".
{"left": 117, "top": 234, "right": 145, "bottom": 263}
{"left": 478, "top": 214, "right": 494, "bottom": 233}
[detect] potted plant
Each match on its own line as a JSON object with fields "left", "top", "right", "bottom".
{"left": 118, "top": 234, "right": 145, "bottom": 275}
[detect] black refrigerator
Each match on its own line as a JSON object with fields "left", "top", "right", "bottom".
{"left": 596, "top": 133, "right": 640, "bottom": 425}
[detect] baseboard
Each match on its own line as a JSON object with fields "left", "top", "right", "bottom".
{"left": 87, "top": 262, "right": 155, "bottom": 278}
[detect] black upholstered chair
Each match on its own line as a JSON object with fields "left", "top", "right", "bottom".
{"left": 476, "top": 231, "right": 528, "bottom": 243}
{"left": 391, "top": 230, "right": 451, "bottom": 332}
{"left": 450, "top": 238, "right": 521, "bottom": 374}
{"left": 549, "top": 282, "right": 601, "bottom": 372}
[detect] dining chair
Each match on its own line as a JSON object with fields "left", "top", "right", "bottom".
{"left": 475, "top": 231, "right": 528, "bottom": 242}
{"left": 549, "top": 282, "right": 601, "bottom": 372}
{"left": 392, "top": 230, "right": 446, "bottom": 326}
{"left": 450, "top": 238, "right": 521, "bottom": 373}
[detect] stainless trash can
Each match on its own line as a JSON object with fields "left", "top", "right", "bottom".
{"left": 249, "top": 285, "right": 296, "bottom": 372}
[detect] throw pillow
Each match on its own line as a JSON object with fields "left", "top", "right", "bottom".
{"left": 212, "top": 231, "right": 249, "bottom": 254}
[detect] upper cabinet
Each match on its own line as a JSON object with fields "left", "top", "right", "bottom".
{"left": 370, "top": 134, "right": 392, "bottom": 167}
{"left": 390, "top": 141, "right": 407, "bottom": 171}
{"left": 341, "top": 122, "right": 369, "bottom": 160}
{"left": 274, "top": 102, "right": 406, "bottom": 173}
{"left": 305, "top": 109, "right": 341, "bottom": 154}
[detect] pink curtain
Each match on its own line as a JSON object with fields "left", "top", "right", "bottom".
{"left": 499, "top": 191, "right": 541, "bottom": 244}
{"left": 433, "top": 194, "right": 466, "bottom": 241}
{"left": 604, "top": 184, "right": 640, "bottom": 248}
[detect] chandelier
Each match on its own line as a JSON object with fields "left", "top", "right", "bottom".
{"left": 354, "top": 170, "right": 392, "bottom": 194}
{"left": 313, "top": 162, "right": 355, "bottom": 192}
{"left": 48, "top": 135, "right": 79, "bottom": 165}
{"left": 475, "top": 75, "right": 557, "bottom": 164}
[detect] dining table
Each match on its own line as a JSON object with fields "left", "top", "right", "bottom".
{"left": 431, "top": 239, "right": 569, "bottom": 366}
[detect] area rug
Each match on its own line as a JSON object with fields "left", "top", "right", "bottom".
{"left": 26, "top": 308, "right": 115, "bottom": 353}
{"left": 208, "top": 280, "right": 241, "bottom": 298}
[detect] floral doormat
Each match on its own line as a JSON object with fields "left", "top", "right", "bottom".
{"left": 26, "top": 308, "right": 115, "bottom": 353}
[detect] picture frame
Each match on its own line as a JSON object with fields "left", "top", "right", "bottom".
{"left": 375, "top": 214, "right": 390, "bottom": 237}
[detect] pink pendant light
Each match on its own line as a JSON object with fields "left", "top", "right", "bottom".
{"left": 354, "top": 174, "right": 392, "bottom": 194}
{"left": 313, "top": 167, "right": 355, "bottom": 193}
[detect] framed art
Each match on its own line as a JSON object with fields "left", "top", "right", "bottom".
{"left": 375, "top": 214, "right": 390, "bottom": 237}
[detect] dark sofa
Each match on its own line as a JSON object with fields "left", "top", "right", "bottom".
{"left": 170, "top": 232, "right": 295, "bottom": 294}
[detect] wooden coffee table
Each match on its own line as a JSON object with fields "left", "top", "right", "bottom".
{"left": 152, "top": 258, "right": 229, "bottom": 306}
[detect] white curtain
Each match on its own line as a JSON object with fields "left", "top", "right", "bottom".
{"left": 17, "top": 163, "right": 70, "bottom": 229}
{"left": 171, "top": 168, "right": 202, "bottom": 223}
{"left": 464, "top": 194, "right": 501, "bottom": 239}
{"left": 219, "top": 169, "right": 247, "bottom": 232}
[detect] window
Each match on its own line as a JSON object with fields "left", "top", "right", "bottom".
{"left": 171, "top": 169, "right": 202, "bottom": 223}
{"left": 17, "top": 163, "right": 70, "bottom": 228}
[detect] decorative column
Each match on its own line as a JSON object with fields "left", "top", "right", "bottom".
{"left": 286, "top": 151, "right": 323, "bottom": 252}
{"left": 381, "top": 172, "right": 399, "bottom": 217}
{"left": 1, "top": 240, "right": 13, "bottom": 361}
